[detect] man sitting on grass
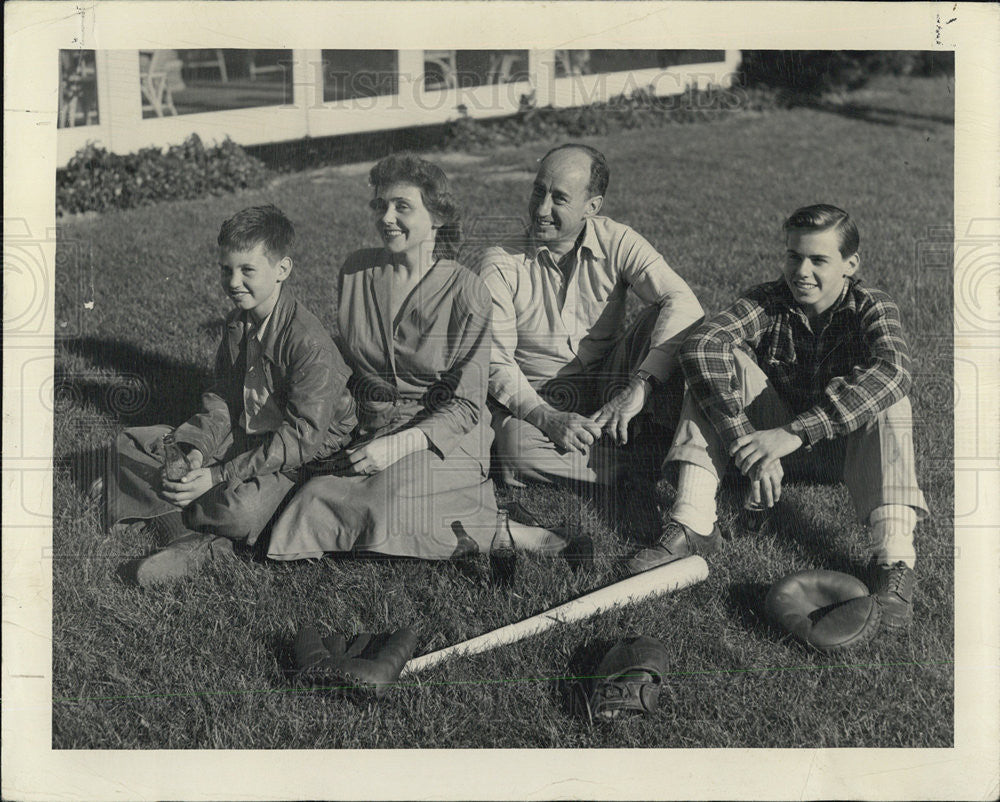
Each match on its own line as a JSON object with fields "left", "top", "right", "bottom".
{"left": 627, "top": 204, "right": 928, "bottom": 627}
{"left": 102, "top": 204, "right": 356, "bottom": 585}
{"left": 476, "top": 143, "right": 704, "bottom": 537}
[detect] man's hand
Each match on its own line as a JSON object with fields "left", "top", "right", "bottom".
{"left": 527, "top": 404, "right": 603, "bottom": 455}
{"left": 748, "top": 460, "right": 784, "bottom": 509}
{"left": 729, "top": 425, "right": 804, "bottom": 477}
{"left": 160, "top": 467, "right": 216, "bottom": 508}
{"left": 589, "top": 376, "right": 650, "bottom": 445}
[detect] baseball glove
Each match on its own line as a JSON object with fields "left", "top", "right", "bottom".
{"left": 294, "top": 626, "right": 419, "bottom": 697}
{"left": 586, "top": 635, "right": 670, "bottom": 722}
{"left": 765, "top": 569, "right": 881, "bottom": 653}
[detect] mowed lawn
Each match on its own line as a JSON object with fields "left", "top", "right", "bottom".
{"left": 52, "top": 75, "right": 954, "bottom": 749}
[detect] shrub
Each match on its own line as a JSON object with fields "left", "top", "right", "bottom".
{"left": 739, "top": 50, "right": 954, "bottom": 98}
{"left": 57, "top": 134, "right": 270, "bottom": 216}
{"left": 439, "top": 84, "right": 760, "bottom": 152}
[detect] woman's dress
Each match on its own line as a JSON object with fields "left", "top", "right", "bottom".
{"left": 266, "top": 249, "right": 498, "bottom": 560}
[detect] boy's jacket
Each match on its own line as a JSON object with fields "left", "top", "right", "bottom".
{"left": 174, "top": 287, "right": 356, "bottom": 486}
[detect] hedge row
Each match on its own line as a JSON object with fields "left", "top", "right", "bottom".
{"left": 439, "top": 85, "right": 770, "bottom": 151}
{"left": 56, "top": 134, "right": 270, "bottom": 216}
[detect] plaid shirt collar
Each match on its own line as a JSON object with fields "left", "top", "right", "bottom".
{"left": 770, "top": 276, "right": 859, "bottom": 332}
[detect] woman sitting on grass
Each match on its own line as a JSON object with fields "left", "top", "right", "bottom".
{"left": 267, "top": 154, "right": 566, "bottom": 561}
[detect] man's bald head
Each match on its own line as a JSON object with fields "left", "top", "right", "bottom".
{"left": 540, "top": 144, "right": 610, "bottom": 199}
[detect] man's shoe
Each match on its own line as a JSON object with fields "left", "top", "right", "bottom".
{"left": 626, "top": 519, "right": 722, "bottom": 575}
{"left": 871, "top": 561, "right": 916, "bottom": 628}
{"left": 134, "top": 533, "right": 234, "bottom": 587}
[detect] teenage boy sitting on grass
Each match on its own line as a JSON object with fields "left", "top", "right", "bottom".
{"left": 627, "top": 204, "right": 929, "bottom": 627}
{"left": 102, "top": 205, "right": 356, "bottom": 586}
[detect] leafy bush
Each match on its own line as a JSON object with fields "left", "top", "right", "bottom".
{"left": 740, "top": 50, "right": 954, "bottom": 98}
{"left": 57, "top": 134, "right": 270, "bottom": 216}
{"left": 439, "top": 85, "right": 764, "bottom": 151}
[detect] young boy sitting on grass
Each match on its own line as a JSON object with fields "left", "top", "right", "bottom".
{"left": 103, "top": 204, "right": 356, "bottom": 586}
{"left": 627, "top": 204, "right": 929, "bottom": 627}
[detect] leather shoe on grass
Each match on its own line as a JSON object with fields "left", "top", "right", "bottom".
{"left": 627, "top": 519, "right": 722, "bottom": 575}
{"left": 135, "top": 533, "right": 234, "bottom": 587}
{"left": 871, "top": 561, "right": 916, "bottom": 628}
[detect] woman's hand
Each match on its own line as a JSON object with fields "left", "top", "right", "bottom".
{"left": 342, "top": 429, "right": 430, "bottom": 476}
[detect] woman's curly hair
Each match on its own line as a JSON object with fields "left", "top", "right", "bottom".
{"left": 369, "top": 154, "right": 461, "bottom": 260}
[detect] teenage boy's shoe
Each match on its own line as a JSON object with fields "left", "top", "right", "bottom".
{"left": 626, "top": 519, "right": 722, "bottom": 575}
{"left": 871, "top": 561, "right": 916, "bottom": 628}
{"left": 135, "top": 533, "right": 234, "bottom": 587}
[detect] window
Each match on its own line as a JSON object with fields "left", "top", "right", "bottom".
{"left": 139, "top": 49, "right": 293, "bottom": 118}
{"left": 59, "top": 50, "right": 99, "bottom": 128}
{"left": 422, "top": 50, "right": 529, "bottom": 91}
{"left": 555, "top": 50, "right": 727, "bottom": 78}
{"left": 321, "top": 50, "right": 398, "bottom": 102}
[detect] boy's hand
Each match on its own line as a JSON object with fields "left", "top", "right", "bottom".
{"left": 183, "top": 448, "right": 205, "bottom": 470}
{"left": 729, "top": 425, "right": 804, "bottom": 476}
{"left": 528, "top": 405, "right": 603, "bottom": 455}
{"left": 589, "top": 377, "right": 650, "bottom": 445}
{"left": 160, "top": 468, "right": 216, "bottom": 508}
{"left": 748, "top": 460, "right": 784, "bottom": 509}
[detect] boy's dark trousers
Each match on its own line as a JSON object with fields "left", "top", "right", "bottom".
{"left": 107, "top": 424, "right": 298, "bottom": 545}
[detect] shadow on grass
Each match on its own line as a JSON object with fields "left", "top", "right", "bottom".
{"left": 776, "top": 498, "right": 870, "bottom": 577}
{"left": 725, "top": 581, "right": 779, "bottom": 640}
{"left": 60, "top": 336, "right": 210, "bottom": 427}
{"left": 555, "top": 637, "right": 617, "bottom": 722}
{"left": 800, "top": 100, "right": 953, "bottom": 130}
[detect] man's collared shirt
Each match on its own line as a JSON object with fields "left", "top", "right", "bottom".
{"left": 680, "top": 276, "right": 912, "bottom": 449}
{"left": 240, "top": 310, "right": 284, "bottom": 435}
{"left": 476, "top": 216, "right": 704, "bottom": 418}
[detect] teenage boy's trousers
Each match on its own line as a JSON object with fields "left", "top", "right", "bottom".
{"left": 667, "top": 349, "right": 929, "bottom": 522}
{"left": 107, "top": 424, "right": 297, "bottom": 544}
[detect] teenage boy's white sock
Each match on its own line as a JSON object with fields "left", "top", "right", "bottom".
{"left": 869, "top": 504, "right": 917, "bottom": 568}
{"left": 671, "top": 463, "right": 718, "bottom": 536}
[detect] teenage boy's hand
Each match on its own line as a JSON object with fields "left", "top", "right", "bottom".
{"left": 729, "top": 425, "right": 804, "bottom": 476}
{"left": 589, "top": 377, "right": 650, "bottom": 445}
{"left": 160, "top": 468, "right": 215, "bottom": 507}
{"left": 748, "top": 460, "right": 784, "bottom": 509}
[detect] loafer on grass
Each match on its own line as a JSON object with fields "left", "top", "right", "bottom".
{"left": 872, "top": 560, "right": 916, "bottom": 628}
{"left": 135, "top": 533, "right": 234, "bottom": 587}
{"left": 627, "top": 519, "right": 722, "bottom": 575}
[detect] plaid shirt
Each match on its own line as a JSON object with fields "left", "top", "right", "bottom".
{"left": 679, "top": 277, "right": 912, "bottom": 449}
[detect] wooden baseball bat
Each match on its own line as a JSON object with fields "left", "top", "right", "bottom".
{"left": 402, "top": 555, "right": 708, "bottom": 675}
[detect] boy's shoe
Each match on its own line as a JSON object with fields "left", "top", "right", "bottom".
{"left": 626, "top": 519, "right": 722, "bottom": 575}
{"left": 134, "top": 533, "right": 234, "bottom": 587}
{"left": 871, "top": 561, "right": 916, "bottom": 628}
